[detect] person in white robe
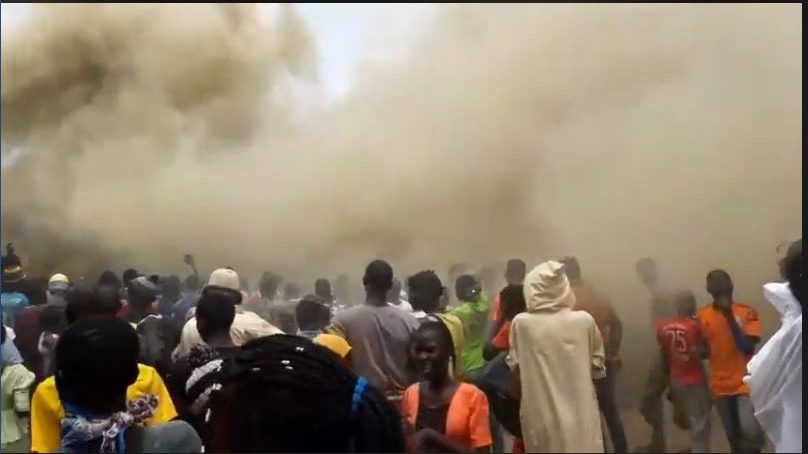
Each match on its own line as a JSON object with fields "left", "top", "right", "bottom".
{"left": 508, "top": 260, "right": 606, "bottom": 453}
{"left": 745, "top": 239, "right": 802, "bottom": 453}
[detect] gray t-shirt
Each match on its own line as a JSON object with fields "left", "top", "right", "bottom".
{"left": 329, "top": 303, "right": 420, "bottom": 394}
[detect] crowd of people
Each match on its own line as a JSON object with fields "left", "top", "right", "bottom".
{"left": 0, "top": 239, "right": 802, "bottom": 453}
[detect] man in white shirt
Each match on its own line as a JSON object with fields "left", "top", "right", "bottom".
{"left": 172, "top": 268, "right": 283, "bottom": 360}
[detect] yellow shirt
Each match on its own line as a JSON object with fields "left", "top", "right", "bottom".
{"left": 31, "top": 363, "right": 177, "bottom": 453}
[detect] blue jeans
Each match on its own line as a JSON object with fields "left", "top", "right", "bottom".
{"left": 714, "top": 394, "right": 764, "bottom": 454}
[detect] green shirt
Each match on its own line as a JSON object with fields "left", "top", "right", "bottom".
{"left": 450, "top": 294, "right": 490, "bottom": 375}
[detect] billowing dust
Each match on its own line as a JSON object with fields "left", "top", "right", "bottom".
{"left": 1, "top": 4, "right": 801, "bottom": 322}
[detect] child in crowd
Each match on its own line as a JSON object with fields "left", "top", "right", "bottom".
{"left": 657, "top": 290, "right": 712, "bottom": 453}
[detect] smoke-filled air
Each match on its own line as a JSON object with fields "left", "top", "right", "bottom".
{"left": 1, "top": 3, "right": 801, "bottom": 307}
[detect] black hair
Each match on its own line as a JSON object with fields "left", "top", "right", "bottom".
{"left": 560, "top": 256, "right": 581, "bottom": 280}
{"left": 65, "top": 285, "right": 117, "bottom": 325}
{"left": 782, "top": 239, "right": 803, "bottom": 306}
{"left": 259, "top": 273, "right": 280, "bottom": 299}
{"left": 203, "top": 335, "right": 405, "bottom": 453}
{"left": 196, "top": 291, "right": 236, "bottom": 342}
{"left": 1, "top": 325, "right": 6, "bottom": 345}
{"left": 126, "top": 281, "right": 157, "bottom": 310}
{"left": 295, "top": 295, "right": 330, "bottom": 331}
{"left": 55, "top": 318, "right": 140, "bottom": 413}
{"left": 160, "top": 275, "right": 182, "bottom": 298}
{"left": 455, "top": 274, "right": 480, "bottom": 301}
{"left": 40, "top": 303, "right": 68, "bottom": 333}
{"left": 505, "top": 259, "right": 526, "bottom": 277}
{"left": 673, "top": 290, "right": 697, "bottom": 317}
{"left": 500, "top": 284, "right": 526, "bottom": 321}
{"left": 315, "top": 278, "right": 333, "bottom": 298}
{"left": 407, "top": 270, "right": 443, "bottom": 313}
{"left": 97, "top": 270, "right": 122, "bottom": 288}
{"left": 363, "top": 260, "right": 394, "bottom": 294}
{"left": 122, "top": 269, "right": 139, "bottom": 285}
{"left": 202, "top": 286, "right": 243, "bottom": 306}
{"left": 2, "top": 243, "right": 21, "bottom": 268}
{"left": 412, "top": 320, "right": 456, "bottom": 370}
{"left": 706, "top": 269, "right": 733, "bottom": 297}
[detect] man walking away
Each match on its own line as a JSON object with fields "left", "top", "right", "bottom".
{"left": 508, "top": 261, "right": 605, "bottom": 453}
{"left": 562, "top": 256, "right": 628, "bottom": 453}
{"left": 327, "top": 260, "right": 420, "bottom": 399}
{"left": 658, "top": 290, "right": 712, "bottom": 453}
{"left": 635, "top": 257, "right": 689, "bottom": 453}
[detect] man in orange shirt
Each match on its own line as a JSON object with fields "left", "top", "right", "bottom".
{"left": 562, "top": 256, "right": 627, "bottom": 453}
{"left": 698, "top": 269, "right": 764, "bottom": 454}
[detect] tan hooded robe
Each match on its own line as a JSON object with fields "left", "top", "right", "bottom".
{"left": 508, "top": 261, "right": 606, "bottom": 453}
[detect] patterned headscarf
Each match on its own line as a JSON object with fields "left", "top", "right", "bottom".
{"left": 61, "top": 394, "right": 158, "bottom": 453}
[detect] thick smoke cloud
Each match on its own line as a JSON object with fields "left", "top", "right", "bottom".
{"left": 2, "top": 3, "right": 801, "bottom": 310}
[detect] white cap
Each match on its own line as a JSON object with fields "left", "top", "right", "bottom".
{"left": 207, "top": 268, "right": 240, "bottom": 291}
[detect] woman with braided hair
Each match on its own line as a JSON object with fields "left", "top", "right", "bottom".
{"left": 188, "top": 334, "right": 406, "bottom": 453}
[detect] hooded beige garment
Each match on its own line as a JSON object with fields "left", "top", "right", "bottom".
{"left": 508, "top": 261, "right": 606, "bottom": 453}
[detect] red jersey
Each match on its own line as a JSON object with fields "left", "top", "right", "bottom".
{"left": 656, "top": 316, "right": 707, "bottom": 386}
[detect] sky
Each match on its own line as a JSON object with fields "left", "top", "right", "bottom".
{"left": 0, "top": 3, "right": 434, "bottom": 99}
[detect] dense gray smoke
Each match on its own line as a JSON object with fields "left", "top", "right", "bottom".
{"left": 2, "top": 4, "right": 801, "bottom": 316}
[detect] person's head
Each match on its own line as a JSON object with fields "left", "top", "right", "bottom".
{"left": 183, "top": 274, "right": 201, "bottom": 293}
{"left": 204, "top": 335, "right": 405, "bottom": 453}
{"left": 315, "top": 278, "right": 333, "bottom": 300}
{"left": 386, "top": 278, "right": 402, "bottom": 303}
{"left": 559, "top": 256, "right": 581, "bottom": 281}
{"left": 636, "top": 257, "right": 659, "bottom": 289}
{"left": 500, "top": 284, "right": 526, "bottom": 320}
{"left": 363, "top": 260, "right": 393, "bottom": 298}
{"left": 334, "top": 275, "right": 351, "bottom": 302}
{"left": 40, "top": 303, "right": 67, "bottom": 334}
{"left": 66, "top": 285, "right": 117, "bottom": 325}
{"left": 127, "top": 276, "right": 159, "bottom": 310}
{"left": 160, "top": 275, "right": 182, "bottom": 301}
{"left": 780, "top": 239, "right": 803, "bottom": 306}
{"left": 122, "top": 269, "right": 139, "bottom": 286}
{"left": 259, "top": 273, "right": 280, "bottom": 299}
{"left": 407, "top": 270, "right": 443, "bottom": 313}
{"left": 455, "top": 274, "right": 481, "bottom": 302}
{"left": 505, "top": 259, "right": 526, "bottom": 286}
{"left": 283, "top": 283, "right": 302, "bottom": 301}
{"left": 295, "top": 295, "right": 330, "bottom": 332}
{"left": 205, "top": 268, "right": 243, "bottom": 305}
{"left": 673, "top": 290, "right": 698, "bottom": 317}
{"left": 48, "top": 273, "right": 71, "bottom": 296}
{"left": 196, "top": 291, "right": 236, "bottom": 344}
{"left": 410, "top": 321, "right": 454, "bottom": 383}
{"left": 97, "top": 270, "right": 122, "bottom": 289}
{"left": 706, "top": 269, "right": 734, "bottom": 300}
{"left": 477, "top": 265, "right": 500, "bottom": 295}
{"left": 95, "top": 283, "right": 123, "bottom": 315}
{"left": 55, "top": 318, "right": 140, "bottom": 414}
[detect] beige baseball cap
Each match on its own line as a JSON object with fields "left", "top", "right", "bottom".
{"left": 207, "top": 268, "right": 240, "bottom": 291}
